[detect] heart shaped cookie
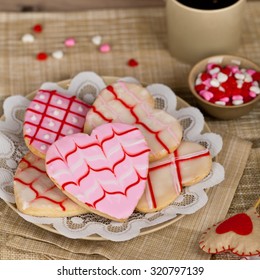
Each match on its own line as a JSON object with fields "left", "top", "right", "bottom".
{"left": 46, "top": 123, "right": 150, "bottom": 221}
{"left": 199, "top": 207, "right": 260, "bottom": 256}
{"left": 24, "top": 89, "right": 90, "bottom": 159}
{"left": 84, "top": 82, "right": 183, "bottom": 162}
{"left": 14, "top": 152, "right": 87, "bottom": 217}
{"left": 137, "top": 141, "right": 212, "bottom": 212}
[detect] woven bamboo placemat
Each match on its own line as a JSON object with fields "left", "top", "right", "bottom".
{"left": 0, "top": 2, "right": 259, "bottom": 259}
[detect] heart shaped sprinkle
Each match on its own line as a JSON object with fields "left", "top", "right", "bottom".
{"left": 99, "top": 43, "right": 111, "bottom": 53}
{"left": 22, "top": 33, "right": 35, "bottom": 43}
{"left": 91, "top": 35, "right": 102, "bottom": 46}
{"left": 36, "top": 52, "right": 48, "bottom": 61}
{"left": 33, "top": 24, "right": 43, "bottom": 33}
{"left": 128, "top": 58, "right": 139, "bottom": 67}
{"left": 64, "top": 38, "right": 76, "bottom": 47}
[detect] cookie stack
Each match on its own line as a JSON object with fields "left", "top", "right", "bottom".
{"left": 14, "top": 81, "right": 212, "bottom": 222}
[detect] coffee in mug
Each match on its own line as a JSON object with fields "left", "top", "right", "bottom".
{"left": 176, "top": 0, "right": 239, "bottom": 10}
{"left": 166, "top": 0, "right": 246, "bottom": 64}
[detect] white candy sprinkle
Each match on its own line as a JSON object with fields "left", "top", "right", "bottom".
{"left": 26, "top": 127, "right": 31, "bottom": 133}
{"left": 232, "top": 100, "right": 244, "bottom": 105}
{"left": 53, "top": 110, "right": 60, "bottom": 116}
{"left": 215, "top": 101, "right": 226, "bottom": 106}
{"left": 78, "top": 106, "right": 83, "bottom": 112}
{"left": 44, "top": 134, "right": 50, "bottom": 140}
{"left": 244, "top": 74, "right": 253, "bottom": 83}
{"left": 91, "top": 35, "right": 102, "bottom": 46}
{"left": 72, "top": 117, "right": 78, "bottom": 123}
{"left": 217, "top": 72, "right": 228, "bottom": 83}
{"left": 39, "top": 94, "right": 45, "bottom": 99}
{"left": 236, "top": 80, "right": 243, "bottom": 89}
{"left": 34, "top": 104, "right": 40, "bottom": 110}
{"left": 49, "top": 121, "right": 55, "bottom": 127}
{"left": 209, "top": 67, "right": 220, "bottom": 75}
{"left": 57, "top": 99, "right": 63, "bottom": 105}
{"left": 22, "top": 33, "right": 35, "bottom": 43}
{"left": 52, "top": 50, "right": 64, "bottom": 60}
{"left": 67, "top": 129, "right": 74, "bottom": 135}
{"left": 234, "top": 73, "right": 245, "bottom": 80}
{"left": 40, "top": 145, "right": 47, "bottom": 150}
{"left": 195, "top": 78, "right": 202, "bottom": 85}
{"left": 249, "top": 86, "right": 260, "bottom": 94}
{"left": 31, "top": 115, "right": 37, "bottom": 121}
{"left": 210, "top": 78, "right": 220, "bottom": 87}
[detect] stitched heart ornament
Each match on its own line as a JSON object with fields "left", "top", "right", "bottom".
{"left": 46, "top": 123, "right": 150, "bottom": 221}
{"left": 199, "top": 206, "right": 260, "bottom": 257}
{"left": 84, "top": 82, "right": 183, "bottom": 162}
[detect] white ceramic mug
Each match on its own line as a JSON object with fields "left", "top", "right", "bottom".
{"left": 166, "top": 0, "right": 246, "bottom": 64}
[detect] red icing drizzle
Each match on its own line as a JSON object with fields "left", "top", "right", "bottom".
{"left": 24, "top": 90, "right": 90, "bottom": 151}
{"left": 91, "top": 85, "right": 171, "bottom": 154}
{"left": 147, "top": 149, "right": 210, "bottom": 209}
{"left": 15, "top": 157, "right": 68, "bottom": 211}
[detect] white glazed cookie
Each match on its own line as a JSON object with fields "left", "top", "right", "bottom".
{"left": 84, "top": 82, "right": 183, "bottom": 162}
{"left": 14, "top": 152, "right": 88, "bottom": 217}
{"left": 136, "top": 141, "right": 212, "bottom": 212}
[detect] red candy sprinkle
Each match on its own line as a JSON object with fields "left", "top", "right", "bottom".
{"left": 252, "top": 72, "right": 260, "bottom": 81}
{"left": 37, "top": 52, "right": 48, "bottom": 61}
{"left": 33, "top": 24, "right": 43, "bottom": 33}
{"left": 128, "top": 58, "right": 139, "bottom": 67}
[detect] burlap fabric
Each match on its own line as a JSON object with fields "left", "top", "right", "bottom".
{"left": 0, "top": 2, "right": 259, "bottom": 260}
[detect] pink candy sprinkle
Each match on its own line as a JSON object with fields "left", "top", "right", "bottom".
{"left": 200, "top": 90, "right": 214, "bottom": 101}
{"left": 99, "top": 43, "right": 111, "bottom": 53}
{"left": 64, "top": 38, "right": 76, "bottom": 47}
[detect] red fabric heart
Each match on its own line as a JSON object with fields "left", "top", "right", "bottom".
{"left": 216, "top": 213, "right": 253, "bottom": 235}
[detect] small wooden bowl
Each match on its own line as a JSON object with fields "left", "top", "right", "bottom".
{"left": 188, "top": 55, "right": 260, "bottom": 119}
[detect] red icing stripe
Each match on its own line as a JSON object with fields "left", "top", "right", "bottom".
{"left": 147, "top": 174, "right": 157, "bottom": 209}
{"left": 173, "top": 150, "right": 182, "bottom": 192}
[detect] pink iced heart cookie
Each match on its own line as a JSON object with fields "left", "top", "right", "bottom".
{"left": 84, "top": 82, "right": 183, "bottom": 162}
{"left": 137, "top": 141, "right": 212, "bottom": 212}
{"left": 24, "top": 89, "right": 90, "bottom": 159}
{"left": 46, "top": 123, "right": 150, "bottom": 221}
{"left": 14, "top": 152, "right": 87, "bottom": 217}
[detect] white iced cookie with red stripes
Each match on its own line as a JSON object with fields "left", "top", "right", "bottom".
{"left": 23, "top": 89, "right": 90, "bottom": 159}
{"left": 84, "top": 82, "right": 183, "bottom": 162}
{"left": 46, "top": 123, "right": 150, "bottom": 222}
{"left": 14, "top": 152, "right": 87, "bottom": 217}
{"left": 136, "top": 141, "right": 212, "bottom": 212}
